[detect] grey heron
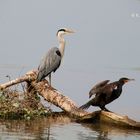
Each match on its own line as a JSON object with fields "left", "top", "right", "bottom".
{"left": 36, "top": 28, "right": 74, "bottom": 85}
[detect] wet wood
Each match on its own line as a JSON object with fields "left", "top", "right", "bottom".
{"left": 77, "top": 111, "right": 140, "bottom": 130}
{"left": 0, "top": 70, "right": 140, "bottom": 130}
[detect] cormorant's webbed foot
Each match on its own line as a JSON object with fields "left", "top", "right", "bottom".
{"left": 101, "top": 107, "right": 112, "bottom": 112}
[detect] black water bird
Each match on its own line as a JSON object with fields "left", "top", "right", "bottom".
{"left": 80, "top": 78, "right": 134, "bottom": 111}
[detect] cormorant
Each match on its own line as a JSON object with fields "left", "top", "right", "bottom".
{"left": 80, "top": 77, "right": 134, "bottom": 111}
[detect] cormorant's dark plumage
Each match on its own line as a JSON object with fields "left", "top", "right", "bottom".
{"left": 80, "top": 77, "right": 134, "bottom": 111}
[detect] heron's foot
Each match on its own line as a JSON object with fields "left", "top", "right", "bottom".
{"left": 48, "top": 85, "right": 57, "bottom": 91}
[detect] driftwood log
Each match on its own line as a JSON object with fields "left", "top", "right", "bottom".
{"left": 0, "top": 70, "right": 140, "bottom": 130}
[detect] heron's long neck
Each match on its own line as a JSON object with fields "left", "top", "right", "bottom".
{"left": 57, "top": 35, "right": 65, "bottom": 58}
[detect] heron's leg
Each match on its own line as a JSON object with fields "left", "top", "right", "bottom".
{"left": 49, "top": 74, "right": 51, "bottom": 86}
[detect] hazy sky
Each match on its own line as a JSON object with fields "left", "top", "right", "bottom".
{"left": 0, "top": 0, "right": 140, "bottom": 68}
{"left": 0, "top": 0, "right": 140, "bottom": 120}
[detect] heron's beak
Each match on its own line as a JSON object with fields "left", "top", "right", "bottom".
{"left": 66, "top": 29, "right": 75, "bottom": 34}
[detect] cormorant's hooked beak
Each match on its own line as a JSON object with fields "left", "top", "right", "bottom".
{"left": 125, "top": 79, "right": 135, "bottom": 83}
{"left": 89, "top": 92, "right": 94, "bottom": 98}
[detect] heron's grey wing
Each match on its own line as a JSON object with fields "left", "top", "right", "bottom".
{"left": 46, "top": 47, "right": 62, "bottom": 72}
{"left": 37, "top": 55, "right": 47, "bottom": 82}
{"left": 89, "top": 80, "right": 110, "bottom": 98}
{"left": 37, "top": 47, "right": 61, "bottom": 82}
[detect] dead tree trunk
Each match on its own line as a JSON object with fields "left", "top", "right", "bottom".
{"left": 0, "top": 70, "right": 140, "bottom": 130}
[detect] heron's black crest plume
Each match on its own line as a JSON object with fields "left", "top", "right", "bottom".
{"left": 56, "top": 29, "right": 66, "bottom": 36}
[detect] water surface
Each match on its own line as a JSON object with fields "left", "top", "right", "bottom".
{"left": 0, "top": 116, "right": 140, "bottom": 140}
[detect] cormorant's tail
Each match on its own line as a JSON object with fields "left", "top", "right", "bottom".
{"left": 79, "top": 102, "right": 91, "bottom": 110}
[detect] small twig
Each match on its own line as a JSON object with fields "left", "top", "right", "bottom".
{"left": 5, "top": 75, "right": 11, "bottom": 81}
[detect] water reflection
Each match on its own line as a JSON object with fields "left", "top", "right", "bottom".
{"left": 0, "top": 115, "right": 71, "bottom": 140}
{"left": 80, "top": 123, "right": 140, "bottom": 140}
{"left": 0, "top": 115, "right": 140, "bottom": 140}
{"left": 77, "top": 123, "right": 110, "bottom": 140}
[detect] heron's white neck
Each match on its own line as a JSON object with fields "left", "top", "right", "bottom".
{"left": 57, "top": 34, "right": 65, "bottom": 58}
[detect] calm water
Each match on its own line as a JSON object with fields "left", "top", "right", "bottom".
{"left": 0, "top": 116, "right": 140, "bottom": 140}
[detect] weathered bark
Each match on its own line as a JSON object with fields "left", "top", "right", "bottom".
{"left": 0, "top": 70, "right": 37, "bottom": 89}
{"left": 0, "top": 70, "right": 140, "bottom": 130}
{"left": 77, "top": 111, "right": 140, "bottom": 130}
{"left": 31, "top": 80, "right": 88, "bottom": 117}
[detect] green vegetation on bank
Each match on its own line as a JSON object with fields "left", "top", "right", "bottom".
{"left": 0, "top": 88, "right": 50, "bottom": 120}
